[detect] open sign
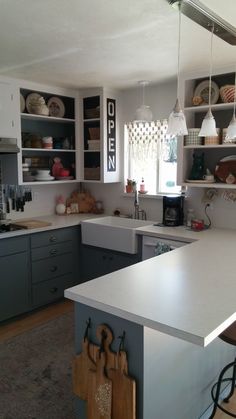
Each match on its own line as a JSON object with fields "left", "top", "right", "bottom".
{"left": 107, "top": 98, "right": 116, "bottom": 172}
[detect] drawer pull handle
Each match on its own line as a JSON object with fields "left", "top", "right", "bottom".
{"left": 49, "top": 235, "right": 57, "bottom": 243}
{"left": 50, "top": 265, "right": 58, "bottom": 272}
{"left": 50, "top": 287, "right": 58, "bottom": 293}
{"left": 50, "top": 249, "right": 57, "bottom": 255}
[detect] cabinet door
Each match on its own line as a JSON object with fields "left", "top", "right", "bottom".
{"left": 81, "top": 245, "right": 140, "bottom": 281}
{"left": 0, "top": 251, "right": 30, "bottom": 321}
{"left": 0, "top": 81, "right": 18, "bottom": 138}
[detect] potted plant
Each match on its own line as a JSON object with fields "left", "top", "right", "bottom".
{"left": 126, "top": 179, "right": 136, "bottom": 193}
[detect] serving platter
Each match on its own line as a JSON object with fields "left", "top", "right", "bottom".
{"left": 194, "top": 80, "right": 219, "bottom": 105}
{"left": 48, "top": 96, "right": 65, "bottom": 118}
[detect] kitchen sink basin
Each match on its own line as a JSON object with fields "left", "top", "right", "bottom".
{"left": 81, "top": 216, "right": 152, "bottom": 254}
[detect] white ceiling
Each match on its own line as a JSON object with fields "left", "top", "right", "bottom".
{"left": 0, "top": 0, "right": 235, "bottom": 89}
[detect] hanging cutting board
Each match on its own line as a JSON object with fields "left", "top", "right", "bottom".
{"left": 108, "top": 351, "right": 136, "bottom": 419}
{"left": 73, "top": 337, "right": 96, "bottom": 400}
{"left": 96, "top": 324, "right": 122, "bottom": 372}
{"left": 87, "top": 351, "right": 112, "bottom": 419}
{"left": 12, "top": 219, "right": 52, "bottom": 229}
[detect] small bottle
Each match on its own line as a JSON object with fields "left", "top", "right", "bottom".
{"left": 140, "top": 177, "right": 145, "bottom": 193}
{"left": 186, "top": 208, "right": 195, "bottom": 228}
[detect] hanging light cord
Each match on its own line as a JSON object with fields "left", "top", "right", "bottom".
{"left": 176, "top": 4, "right": 182, "bottom": 99}
{"left": 208, "top": 24, "right": 214, "bottom": 110}
{"left": 142, "top": 82, "right": 145, "bottom": 107}
{"left": 233, "top": 65, "right": 236, "bottom": 117}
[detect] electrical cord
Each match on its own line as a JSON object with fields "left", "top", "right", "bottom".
{"left": 204, "top": 203, "right": 212, "bottom": 229}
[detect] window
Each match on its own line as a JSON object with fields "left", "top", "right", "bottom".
{"left": 125, "top": 119, "right": 180, "bottom": 195}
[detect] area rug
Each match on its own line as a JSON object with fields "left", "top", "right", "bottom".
{"left": 0, "top": 311, "right": 76, "bottom": 419}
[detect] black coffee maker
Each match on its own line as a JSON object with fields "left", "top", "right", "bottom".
{"left": 162, "top": 195, "right": 184, "bottom": 226}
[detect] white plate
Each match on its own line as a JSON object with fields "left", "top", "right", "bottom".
{"left": 47, "top": 96, "right": 65, "bottom": 118}
{"left": 20, "top": 94, "right": 25, "bottom": 112}
{"left": 194, "top": 80, "right": 219, "bottom": 105}
{"left": 35, "top": 176, "right": 55, "bottom": 181}
{"left": 220, "top": 155, "right": 236, "bottom": 162}
{"left": 185, "top": 179, "right": 215, "bottom": 183}
{"left": 26, "top": 92, "right": 42, "bottom": 113}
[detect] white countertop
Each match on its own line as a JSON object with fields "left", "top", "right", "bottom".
{"left": 0, "top": 213, "right": 102, "bottom": 239}
{"left": 65, "top": 225, "right": 236, "bottom": 347}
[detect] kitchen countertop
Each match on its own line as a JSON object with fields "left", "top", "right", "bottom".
{"left": 0, "top": 213, "right": 102, "bottom": 239}
{"left": 65, "top": 224, "right": 236, "bottom": 347}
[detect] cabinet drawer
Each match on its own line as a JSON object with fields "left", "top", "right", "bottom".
{"left": 32, "top": 274, "right": 75, "bottom": 307}
{"left": 0, "top": 236, "right": 28, "bottom": 256}
{"left": 31, "top": 241, "right": 74, "bottom": 261}
{"left": 32, "top": 253, "right": 75, "bottom": 283}
{"left": 31, "top": 227, "right": 78, "bottom": 248}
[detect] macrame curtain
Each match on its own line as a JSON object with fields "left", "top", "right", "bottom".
{"left": 126, "top": 120, "right": 168, "bottom": 160}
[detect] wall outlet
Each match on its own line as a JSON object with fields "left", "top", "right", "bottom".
{"left": 33, "top": 192, "right": 39, "bottom": 202}
{"left": 207, "top": 202, "right": 214, "bottom": 210}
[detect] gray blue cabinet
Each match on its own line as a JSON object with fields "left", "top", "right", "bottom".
{"left": 30, "top": 226, "right": 80, "bottom": 307}
{"left": 81, "top": 244, "right": 141, "bottom": 281}
{"left": 0, "top": 225, "right": 81, "bottom": 322}
{"left": 0, "top": 236, "right": 30, "bottom": 321}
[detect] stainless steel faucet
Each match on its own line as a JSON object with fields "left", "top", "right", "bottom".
{"left": 134, "top": 189, "right": 147, "bottom": 220}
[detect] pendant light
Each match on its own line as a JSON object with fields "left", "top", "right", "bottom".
{"left": 198, "top": 25, "right": 217, "bottom": 137}
{"left": 226, "top": 67, "right": 236, "bottom": 141}
{"left": 167, "top": 3, "right": 188, "bottom": 137}
{"left": 134, "top": 80, "right": 153, "bottom": 122}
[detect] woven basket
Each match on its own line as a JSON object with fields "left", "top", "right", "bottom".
{"left": 220, "top": 85, "right": 236, "bottom": 103}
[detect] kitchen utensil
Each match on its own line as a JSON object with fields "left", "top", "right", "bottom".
{"left": 87, "top": 351, "right": 112, "bottom": 419}
{"left": 108, "top": 351, "right": 136, "bottom": 419}
{"left": 73, "top": 337, "right": 96, "bottom": 400}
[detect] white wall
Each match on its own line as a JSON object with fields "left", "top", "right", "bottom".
{"left": 85, "top": 80, "right": 177, "bottom": 222}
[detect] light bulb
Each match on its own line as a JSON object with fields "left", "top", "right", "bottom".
{"left": 226, "top": 114, "right": 236, "bottom": 140}
{"left": 199, "top": 109, "right": 217, "bottom": 137}
{"left": 135, "top": 105, "right": 153, "bottom": 122}
{"left": 167, "top": 99, "right": 188, "bottom": 136}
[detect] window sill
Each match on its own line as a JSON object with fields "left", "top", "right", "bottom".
{"left": 122, "top": 192, "right": 182, "bottom": 200}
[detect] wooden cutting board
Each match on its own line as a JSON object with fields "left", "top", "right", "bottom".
{"left": 12, "top": 219, "right": 52, "bottom": 229}
{"left": 72, "top": 337, "right": 96, "bottom": 400}
{"left": 96, "top": 324, "right": 121, "bottom": 372}
{"left": 108, "top": 351, "right": 136, "bottom": 419}
{"left": 87, "top": 351, "right": 112, "bottom": 419}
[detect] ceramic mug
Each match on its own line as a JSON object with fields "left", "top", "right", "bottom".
{"left": 203, "top": 174, "right": 214, "bottom": 182}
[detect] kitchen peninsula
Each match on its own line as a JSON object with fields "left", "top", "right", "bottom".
{"left": 65, "top": 226, "right": 236, "bottom": 419}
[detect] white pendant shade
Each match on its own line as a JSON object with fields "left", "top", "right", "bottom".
{"left": 135, "top": 104, "right": 153, "bottom": 122}
{"left": 167, "top": 99, "right": 188, "bottom": 136}
{"left": 198, "top": 109, "right": 217, "bottom": 137}
{"left": 226, "top": 114, "right": 236, "bottom": 140}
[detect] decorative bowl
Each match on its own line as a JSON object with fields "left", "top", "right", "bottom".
{"left": 220, "top": 85, "right": 236, "bottom": 103}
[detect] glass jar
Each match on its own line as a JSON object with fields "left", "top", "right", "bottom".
{"left": 186, "top": 208, "right": 195, "bottom": 228}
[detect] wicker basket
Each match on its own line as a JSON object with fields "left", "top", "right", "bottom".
{"left": 220, "top": 85, "right": 236, "bottom": 103}
{"left": 184, "top": 129, "right": 202, "bottom": 145}
{"left": 84, "top": 167, "right": 100, "bottom": 180}
{"left": 204, "top": 128, "right": 221, "bottom": 145}
{"left": 84, "top": 108, "right": 100, "bottom": 119}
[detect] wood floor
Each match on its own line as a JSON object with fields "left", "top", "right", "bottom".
{"left": 0, "top": 299, "right": 236, "bottom": 419}
{"left": 0, "top": 299, "right": 74, "bottom": 342}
